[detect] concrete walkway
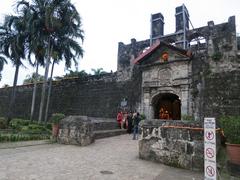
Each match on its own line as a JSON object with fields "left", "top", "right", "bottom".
{"left": 0, "top": 134, "right": 203, "bottom": 180}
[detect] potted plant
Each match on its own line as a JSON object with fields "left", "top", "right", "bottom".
{"left": 219, "top": 116, "right": 240, "bottom": 165}
{"left": 50, "top": 113, "right": 65, "bottom": 138}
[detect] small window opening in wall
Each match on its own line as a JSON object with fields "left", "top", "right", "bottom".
{"left": 190, "top": 36, "right": 206, "bottom": 48}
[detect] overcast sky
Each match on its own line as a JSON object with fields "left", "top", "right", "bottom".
{"left": 0, "top": 0, "right": 239, "bottom": 86}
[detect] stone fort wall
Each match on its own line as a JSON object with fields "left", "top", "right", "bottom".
{"left": 0, "top": 71, "right": 142, "bottom": 120}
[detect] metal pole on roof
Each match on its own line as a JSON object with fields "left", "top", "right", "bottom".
{"left": 150, "top": 14, "right": 153, "bottom": 46}
{"left": 183, "top": 4, "right": 186, "bottom": 49}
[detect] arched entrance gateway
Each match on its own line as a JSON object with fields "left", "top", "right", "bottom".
{"left": 152, "top": 93, "right": 181, "bottom": 120}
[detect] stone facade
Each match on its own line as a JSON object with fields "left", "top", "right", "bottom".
{"left": 139, "top": 46, "right": 192, "bottom": 119}
{"left": 117, "top": 14, "right": 240, "bottom": 120}
{"left": 139, "top": 119, "right": 221, "bottom": 171}
{"left": 58, "top": 116, "right": 95, "bottom": 146}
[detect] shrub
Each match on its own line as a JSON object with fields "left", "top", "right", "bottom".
{"left": 50, "top": 113, "right": 65, "bottom": 124}
{"left": 10, "top": 119, "right": 31, "bottom": 130}
{"left": 45, "top": 123, "right": 52, "bottom": 130}
{"left": 0, "top": 133, "right": 50, "bottom": 142}
{"left": 0, "top": 118, "right": 51, "bottom": 142}
{"left": 20, "top": 124, "right": 51, "bottom": 134}
{"left": 181, "top": 114, "right": 194, "bottom": 121}
{"left": 140, "top": 114, "right": 146, "bottom": 120}
{"left": 0, "top": 117, "right": 7, "bottom": 129}
{"left": 219, "top": 116, "right": 240, "bottom": 144}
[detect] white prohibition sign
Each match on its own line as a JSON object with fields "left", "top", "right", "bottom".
{"left": 206, "top": 148, "right": 214, "bottom": 158}
{"left": 206, "top": 165, "right": 215, "bottom": 177}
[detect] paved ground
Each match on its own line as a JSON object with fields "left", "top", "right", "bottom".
{"left": 0, "top": 134, "right": 203, "bottom": 180}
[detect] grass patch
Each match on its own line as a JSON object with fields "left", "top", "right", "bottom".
{"left": 0, "top": 118, "right": 51, "bottom": 142}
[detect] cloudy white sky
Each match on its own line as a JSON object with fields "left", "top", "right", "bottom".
{"left": 0, "top": 0, "right": 239, "bottom": 86}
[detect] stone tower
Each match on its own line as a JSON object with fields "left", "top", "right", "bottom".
{"left": 150, "top": 13, "right": 164, "bottom": 45}
{"left": 175, "top": 4, "right": 189, "bottom": 49}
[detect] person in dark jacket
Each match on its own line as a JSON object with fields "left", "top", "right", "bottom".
{"left": 132, "top": 112, "right": 141, "bottom": 140}
{"left": 126, "top": 112, "right": 133, "bottom": 134}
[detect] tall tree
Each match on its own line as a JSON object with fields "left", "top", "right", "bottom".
{"left": 17, "top": 0, "right": 84, "bottom": 122}
{"left": 0, "top": 15, "right": 27, "bottom": 124}
{"left": 29, "top": 63, "right": 40, "bottom": 121}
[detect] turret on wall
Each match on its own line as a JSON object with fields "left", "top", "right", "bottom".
{"left": 175, "top": 4, "right": 189, "bottom": 49}
{"left": 150, "top": 13, "right": 164, "bottom": 45}
{"left": 175, "top": 4, "right": 189, "bottom": 32}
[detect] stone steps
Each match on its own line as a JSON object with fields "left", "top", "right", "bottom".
{"left": 93, "top": 121, "right": 119, "bottom": 131}
{"left": 94, "top": 129, "right": 127, "bottom": 139}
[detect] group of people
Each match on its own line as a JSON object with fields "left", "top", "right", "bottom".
{"left": 159, "top": 108, "right": 170, "bottom": 120}
{"left": 117, "top": 111, "right": 141, "bottom": 140}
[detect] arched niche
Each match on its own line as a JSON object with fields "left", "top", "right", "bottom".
{"left": 151, "top": 93, "right": 181, "bottom": 120}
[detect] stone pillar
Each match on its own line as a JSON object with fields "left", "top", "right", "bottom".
{"left": 143, "top": 88, "right": 151, "bottom": 119}
{"left": 180, "top": 85, "right": 190, "bottom": 116}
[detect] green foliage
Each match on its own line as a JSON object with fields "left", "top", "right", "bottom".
{"left": 181, "top": 114, "right": 194, "bottom": 121}
{"left": 0, "top": 118, "right": 51, "bottom": 142}
{"left": 0, "top": 117, "right": 7, "bottom": 129}
{"left": 219, "top": 116, "right": 240, "bottom": 144}
{"left": 10, "top": 119, "right": 31, "bottom": 130}
{"left": 20, "top": 124, "right": 51, "bottom": 134}
{"left": 0, "top": 56, "right": 7, "bottom": 80}
{"left": 50, "top": 113, "right": 65, "bottom": 124}
{"left": 45, "top": 123, "right": 52, "bottom": 131}
{"left": 0, "top": 133, "right": 50, "bottom": 142}
{"left": 23, "top": 73, "right": 44, "bottom": 84}
{"left": 91, "top": 68, "right": 107, "bottom": 75}
{"left": 140, "top": 114, "right": 146, "bottom": 120}
{"left": 211, "top": 52, "right": 223, "bottom": 61}
{"left": 57, "top": 70, "right": 89, "bottom": 80}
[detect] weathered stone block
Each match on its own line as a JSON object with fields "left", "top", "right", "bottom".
{"left": 192, "top": 155, "right": 204, "bottom": 171}
{"left": 178, "top": 154, "right": 192, "bottom": 169}
{"left": 58, "top": 116, "right": 95, "bottom": 146}
{"left": 193, "top": 140, "right": 204, "bottom": 156}
{"left": 139, "top": 120, "right": 221, "bottom": 171}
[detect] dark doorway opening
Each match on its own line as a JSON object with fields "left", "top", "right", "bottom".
{"left": 152, "top": 93, "right": 181, "bottom": 120}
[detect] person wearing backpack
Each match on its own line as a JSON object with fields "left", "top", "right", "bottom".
{"left": 132, "top": 112, "right": 141, "bottom": 140}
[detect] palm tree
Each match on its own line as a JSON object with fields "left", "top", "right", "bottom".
{"left": 17, "top": 0, "right": 54, "bottom": 123}
{"left": 17, "top": 0, "right": 84, "bottom": 123}
{"left": 44, "top": 15, "right": 84, "bottom": 122}
{"left": 23, "top": 72, "right": 44, "bottom": 84}
{"left": 0, "top": 15, "right": 27, "bottom": 124}
{"left": 91, "top": 68, "right": 107, "bottom": 75}
{"left": 0, "top": 55, "right": 7, "bottom": 81}
{"left": 63, "top": 70, "right": 88, "bottom": 79}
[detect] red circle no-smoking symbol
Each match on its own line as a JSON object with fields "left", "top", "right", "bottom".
{"left": 206, "top": 148, "right": 214, "bottom": 158}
